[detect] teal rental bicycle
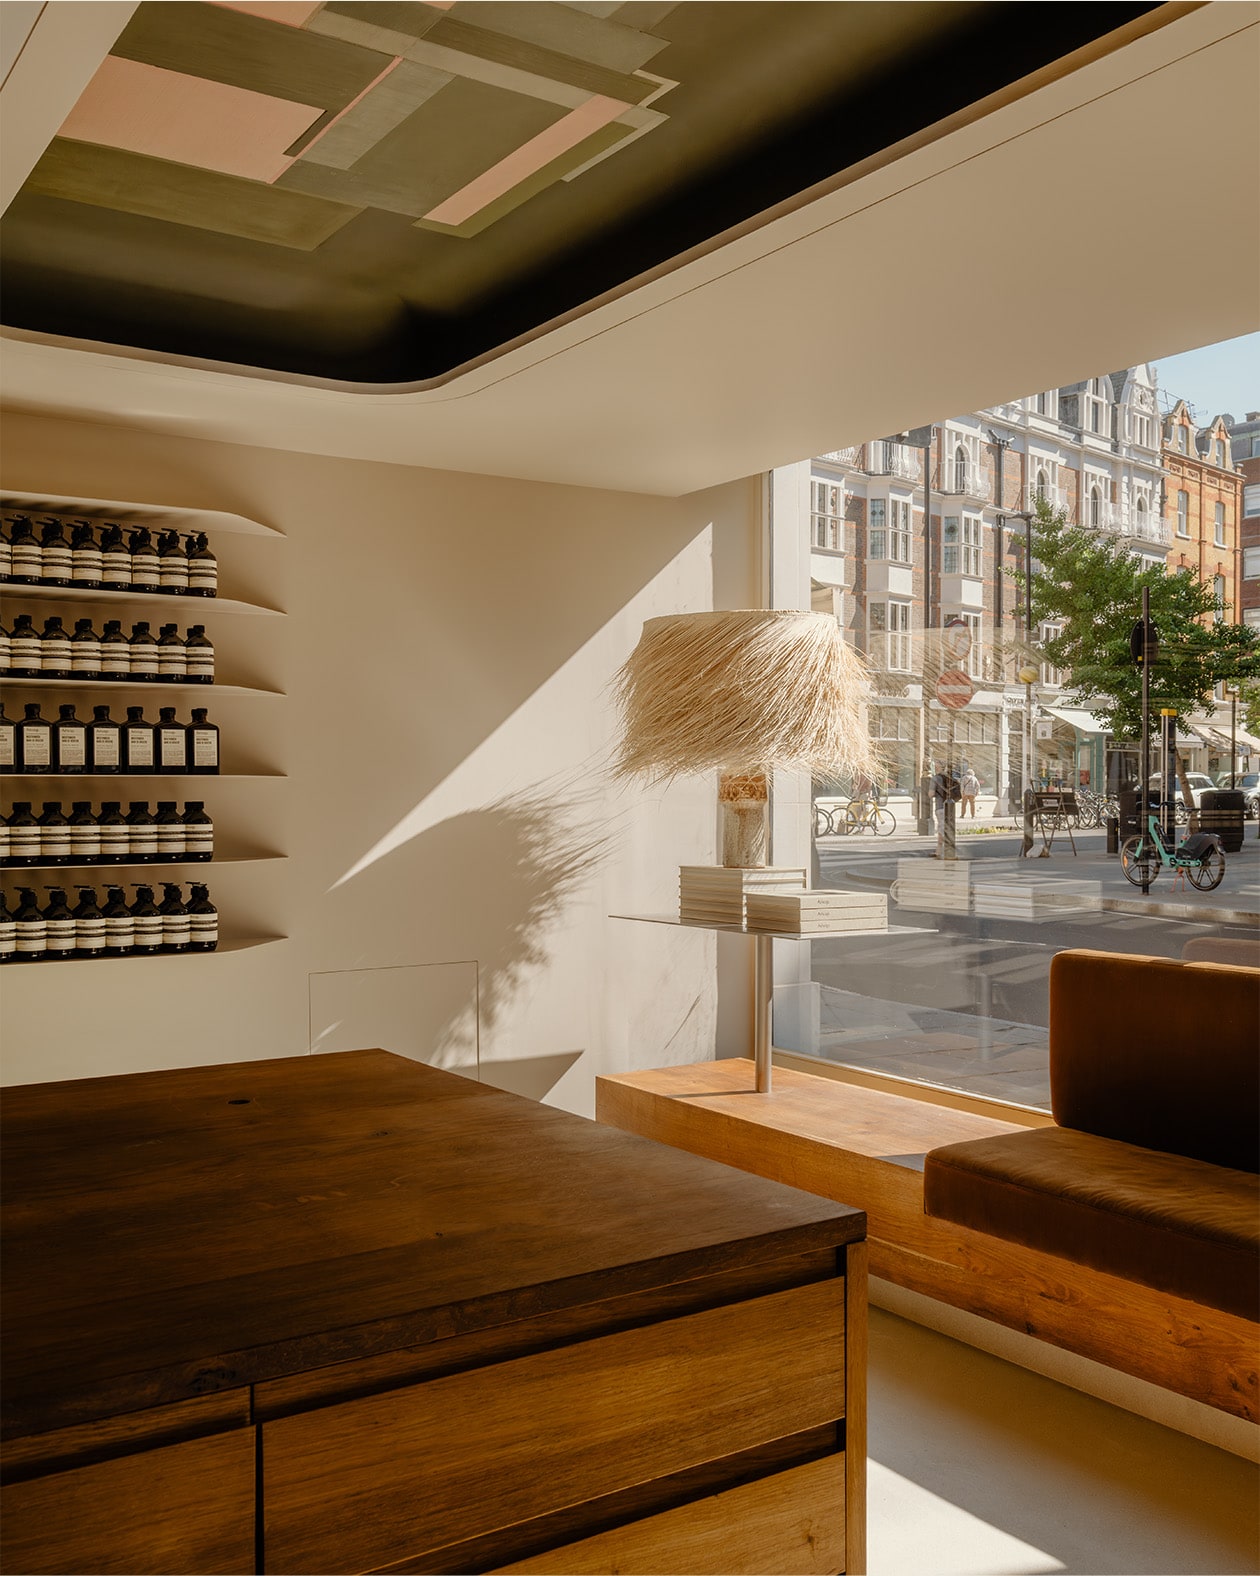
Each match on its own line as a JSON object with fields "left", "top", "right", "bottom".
{"left": 1120, "top": 811, "right": 1225, "bottom": 891}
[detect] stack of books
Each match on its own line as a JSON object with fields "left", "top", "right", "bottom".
{"left": 678, "top": 866, "right": 807, "bottom": 926}
{"left": 745, "top": 890, "right": 888, "bottom": 935}
{"left": 892, "top": 857, "right": 972, "bottom": 915}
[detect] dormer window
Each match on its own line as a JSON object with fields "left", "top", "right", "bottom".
{"left": 1085, "top": 379, "right": 1109, "bottom": 435}
{"left": 1177, "top": 426, "right": 1188, "bottom": 453}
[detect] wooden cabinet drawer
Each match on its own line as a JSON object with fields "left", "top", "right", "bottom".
{"left": 493, "top": 1453, "right": 846, "bottom": 1575}
{"left": 264, "top": 1277, "right": 845, "bottom": 1575}
{"left": 0, "top": 1428, "right": 255, "bottom": 1575}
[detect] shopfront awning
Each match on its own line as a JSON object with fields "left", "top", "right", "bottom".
{"left": 1186, "top": 720, "right": 1231, "bottom": 751}
{"left": 1045, "top": 705, "right": 1107, "bottom": 735}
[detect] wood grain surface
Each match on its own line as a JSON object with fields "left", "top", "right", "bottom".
{"left": 492, "top": 1454, "right": 846, "bottom": 1575}
{"left": 3, "top": 1050, "right": 863, "bottom": 1438}
{"left": 0, "top": 1428, "right": 254, "bottom": 1575}
{"left": 263, "top": 1278, "right": 846, "bottom": 1574}
{"left": 596, "top": 1058, "right": 1258, "bottom": 1422}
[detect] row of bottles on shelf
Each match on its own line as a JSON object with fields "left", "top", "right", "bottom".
{"left": 2, "top": 801, "right": 213, "bottom": 866}
{"left": 1, "top": 881, "right": 218, "bottom": 961}
{"left": 1, "top": 703, "right": 219, "bottom": 774}
{"left": 1, "top": 615, "right": 214, "bottom": 681}
{"left": 0, "top": 516, "right": 217, "bottom": 595}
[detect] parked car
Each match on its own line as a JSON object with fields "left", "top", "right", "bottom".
{"left": 1235, "top": 772, "right": 1260, "bottom": 818}
{"left": 1147, "top": 772, "right": 1218, "bottom": 808}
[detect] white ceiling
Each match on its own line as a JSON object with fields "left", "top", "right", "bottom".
{"left": 1, "top": 2, "right": 1258, "bottom": 497}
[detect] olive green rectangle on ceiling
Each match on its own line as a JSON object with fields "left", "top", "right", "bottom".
{"left": 445, "top": 2, "right": 670, "bottom": 74}
{"left": 26, "top": 140, "right": 362, "bottom": 250}
{"left": 299, "top": 60, "right": 453, "bottom": 170}
{"left": 322, "top": 3, "right": 445, "bottom": 40}
{"left": 277, "top": 75, "right": 563, "bottom": 218}
{"left": 424, "top": 16, "right": 659, "bottom": 103}
{"left": 112, "top": 2, "right": 394, "bottom": 112}
{"left": 414, "top": 120, "right": 633, "bottom": 238}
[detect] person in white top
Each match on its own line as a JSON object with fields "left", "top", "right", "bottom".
{"left": 959, "top": 766, "right": 980, "bottom": 818}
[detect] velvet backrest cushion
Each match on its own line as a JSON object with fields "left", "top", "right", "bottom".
{"left": 1050, "top": 950, "right": 1260, "bottom": 1173}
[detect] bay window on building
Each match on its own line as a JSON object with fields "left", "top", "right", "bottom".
{"left": 812, "top": 479, "right": 843, "bottom": 550}
{"left": 869, "top": 599, "right": 912, "bottom": 671}
{"left": 869, "top": 496, "right": 912, "bottom": 562}
{"left": 942, "top": 514, "right": 982, "bottom": 576}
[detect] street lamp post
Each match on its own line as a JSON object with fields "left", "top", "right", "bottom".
{"left": 1227, "top": 682, "right": 1240, "bottom": 787}
{"left": 1007, "top": 508, "right": 1038, "bottom": 843}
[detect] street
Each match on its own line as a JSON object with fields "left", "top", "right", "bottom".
{"left": 786, "top": 819, "right": 1260, "bottom": 1109}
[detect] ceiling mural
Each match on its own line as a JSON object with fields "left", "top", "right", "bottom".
{"left": 0, "top": 1, "right": 1161, "bottom": 382}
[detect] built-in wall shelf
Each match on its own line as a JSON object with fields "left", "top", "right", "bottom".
{"left": 1, "top": 491, "right": 281, "bottom": 538}
{"left": 1, "top": 934, "right": 288, "bottom": 965}
{"left": 2, "top": 771, "right": 285, "bottom": 782}
{"left": 0, "top": 583, "right": 282, "bottom": 616}
{"left": 4, "top": 852, "right": 285, "bottom": 872}
{"left": 3, "top": 678, "right": 281, "bottom": 695}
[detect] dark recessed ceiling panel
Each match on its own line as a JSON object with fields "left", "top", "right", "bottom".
{"left": 0, "top": 0, "right": 1161, "bottom": 383}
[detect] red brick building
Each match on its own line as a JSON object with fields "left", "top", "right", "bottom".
{"left": 1162, "top": 400, "right": 1242, "bottom": 624}
{"left": 1229, "top": 411, "right": 1260, "bottom": 631}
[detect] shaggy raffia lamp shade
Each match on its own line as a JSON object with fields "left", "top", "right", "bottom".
{"left": 613, "top": 610, "right": 878, "bottom": 866}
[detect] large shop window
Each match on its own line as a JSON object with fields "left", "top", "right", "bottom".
{"left": 775, "top": 395, "right": 1255, "bottom": 1114}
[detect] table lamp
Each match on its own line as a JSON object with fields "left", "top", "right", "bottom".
{"left": 613, "top": 609, "right": 877, "bottom": 867}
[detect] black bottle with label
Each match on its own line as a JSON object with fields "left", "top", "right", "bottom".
{"left": 68, "top": 802, "right": 102, "bottom": 865}
{"left": 72, "top": 887, "right": 107, "bottom": 957}
{"left": 154, "top": 801, "right": 185, "bottom": 860}
{"left": 0, "top": 617, "right": 9, "bottom": 674}
{"left": 186, "top": 883, "right": 218, "bottom": 952}
{"left": 129, "top": 528, "right": 160, "bottom": 593}
{"left": 42, "top": 887, "right": 76, "bottom": 959}
{"left": 158, "top": 883, "right": 190, "bottom": 953}
{"left": 129, "top": 621, "right": 159, "bottom": 682}
{"left": 129, "top": 884, "right": 163, "bottom": 955}
{"left": 18, "top": 704, "right": 53, "bottom": 773}
{"left": 13, "top": 888, "right": 46, "bottom": 961}
{"left": 70, "top": 522, "right": 104, "bottom": 589}
{"left": 97, "top": 801, "right": 129, "bottom": 864}
{"left": 9, "top": 517, "right": 42, "bottom": 584}
{"left": 0, "top": 890, "right": 14, "bottom": 963}
{"left": 187, "top": 533, "right": 218, "bottom": 597}
{"left": 157, "top": 707, "right": 187, "bottom": 773}
{"left": 0, "top": 702, "right": 16, "bottom": 775}
{"left": 0, "top": 808, "right": 8, "bottom": 868}
{"left": 100, "top": 619, "right": 131, "bottom": 679}
{"left": 38, "top": 802, "right": 71, "bottom": 866}
{"left": 188, "top": 708, "right": 219, "bottom": 775}
{"left": 184, "top": 625, "right": 214, "bottom": 684}
{"left": 38, "top": 518, "right": 72, "bottom": 586}
{"left": 101, "top": 525, "right": 132, "bottom": 589}
{"left": 123, "top": 706, "right": 156, "bottom": 774}
{"left": 158, "top": 531, "right": 189, "bottom": 594}
{"left": 53, "top": 704, "right": 89, "bottom": 774}
{"left": 89, "top": 704, "right": 122, "bottom": 773}
{"left": 125, "top": 802, "right": 157, "bottom": 864}
{"left": 8, "top": 803, "right": 40, "bottom": 866}
{"left": 157, "top": 623, "right": 186, "bottom": 682}
{"left": 182, "top": 801, "right": 213, "bottom": 862}
{"left": 9, "top": 614, "right": 42, "bottom": 677}
{"left": 0, "top": 517, "right": 11, "bottom": 583}
{"left": 39, "top": 616, "right": 73, "bottom": 679}
{"left": 70, "top": 618, "right": 102, "bottom": 679}
{"left": 101, "top": 885, "right": 134, "bottom": 955}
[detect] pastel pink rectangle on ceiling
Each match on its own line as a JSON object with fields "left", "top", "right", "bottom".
{"left": 58, "top": 56, "right": 323, "bottom": 184}
{"left": 423, "top": 94, "right": 629, "bottom": 226}
{"left": 211, "top": 2, "right": 323, "bottom": 24}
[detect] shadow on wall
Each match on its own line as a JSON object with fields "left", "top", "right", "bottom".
{"left": 314, "top": 783, "right": 617, "bottom": 1073}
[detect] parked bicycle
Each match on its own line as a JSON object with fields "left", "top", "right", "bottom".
{"left": 1120, "top": 811, "right": 1225, "bottom": 891}
{"left": 840, "top": 796, "right": 897, "bottom": 836}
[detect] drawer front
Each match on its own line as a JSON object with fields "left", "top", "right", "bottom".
{"left": 0, "top": 1428, "right": 255, "bottom": 1575}
{"left": 494, "top": 1453, "right": 846, "bottom": 1575}
{"left": 265, "top": 1277, "right": 845, "bottom": 1575}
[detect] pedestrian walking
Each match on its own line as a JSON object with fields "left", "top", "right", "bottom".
{"left": 931, "top": 760, "right": 960, "bottom": 855}
{"left": 960, "top": 766, "right": 979, "bottom": 818}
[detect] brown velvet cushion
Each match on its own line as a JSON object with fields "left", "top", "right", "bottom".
{"left": 1049, "top": 951, "right": 1260, "bottom": 1172}
{"left": 924, "top": 1126, "right": 1260, "bottom": 1320}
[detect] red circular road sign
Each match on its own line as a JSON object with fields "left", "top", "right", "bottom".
{"left": 936, "top": 669, "right": 974, "bottom": 709}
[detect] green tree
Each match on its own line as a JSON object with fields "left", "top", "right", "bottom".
{"left": 1013, "top": 498, "right": 1260, "bottom": 741}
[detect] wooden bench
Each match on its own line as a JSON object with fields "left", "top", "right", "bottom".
{"left": 597, "top": 1055, "right": 1258, "bottom": 1423}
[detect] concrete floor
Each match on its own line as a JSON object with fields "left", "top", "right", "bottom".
{"left": 868, "top": 1309, "right": 1260, "bottom": 1576}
